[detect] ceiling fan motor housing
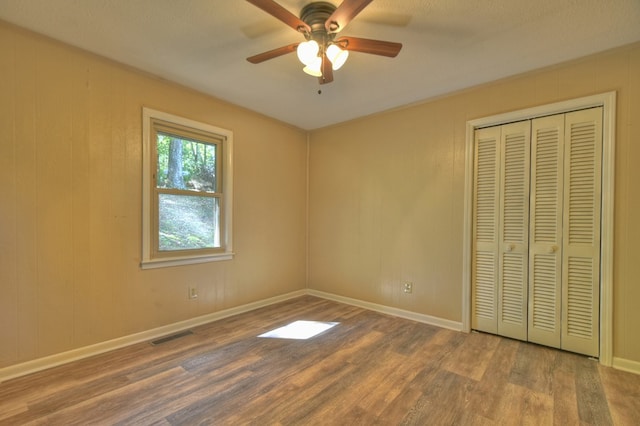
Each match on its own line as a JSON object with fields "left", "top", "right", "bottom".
{"left": 300, "top": 2, "right": 338, "bottom": 46}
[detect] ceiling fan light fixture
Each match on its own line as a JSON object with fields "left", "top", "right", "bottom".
{"left": 303, "top": 56, "right": 323, "bottom": 76}
{"left": 326, "top": 44, "right": 349, "bottom": 70}
{"left": 245, "top": 0, "right": 402, "bottom": 84}
{"left": 297, "top": 40, "right": 319, "bottom": 66}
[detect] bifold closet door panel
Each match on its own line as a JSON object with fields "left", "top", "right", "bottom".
{"left": 472, "top": 107, "right": 603, "bottom": 357}
{"left": 472, "top": 126, "right": 501, "bottom": 334}
{"left": 561, "top": 107, "right": 602, "bottom": 357}
{"left": 528, "top": 114, "right": 565, "bottom": 349}
{"left": 497, "top": 121, "right": 530, "bottom": 340}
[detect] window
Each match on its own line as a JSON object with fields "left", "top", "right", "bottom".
{"left": 142, "top": 108, "right": 233, "bottom": 268}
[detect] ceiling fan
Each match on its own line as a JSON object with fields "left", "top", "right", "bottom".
{"left": 245, "top": 0, "right": 403, "bottom": 85}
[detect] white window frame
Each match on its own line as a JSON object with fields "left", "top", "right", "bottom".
{"left": 141, "top": 107, "right": 233, "bottom": 269}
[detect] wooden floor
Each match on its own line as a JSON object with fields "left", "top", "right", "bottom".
{"left": 1, "top": 296, "right": 639, "bottom": 425}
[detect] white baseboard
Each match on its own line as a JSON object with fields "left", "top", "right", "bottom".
{"left": 0, "top": 289, "right": 462, "bottom": 383}
{"left": 307, "top": 289, "right": 463, "bottom": 331}
{"left": 612, "top": 357, "right": 640, "bottom": 375}
{"left": 9, "top": 289, "right": 635, "bottom": 383}
{"left": 0, "top": 290, "right": 307, "bottom": 383}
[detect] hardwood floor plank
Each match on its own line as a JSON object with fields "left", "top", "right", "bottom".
{"left": 356, "top": 352, "right": 424, "bottom": 417}
{"left": 574, "top": 356, "right": 614, "bottom": 425}
{"left": 281, "top": 364, "right": 378, "bottom": 425}
{"left": 374, "top": 383, "right": 425, "bottom": 425}
{"left": 464, "top": 337, "right": 519, "bottom": 421}
{"left": 25, "top": 374, "right": 131, "bottom": 419}
{"left": 551, "top": 349, "right": 581, "bottom": 425}
{"left": 401, "top": 369, "right": 475, "bottom": 425}
{"left": 509, "top": 342, "right": 558, "bottom": 395}
{"left": 122, "top": 367, "right": 258, "bottom": 424}
{"left": 0, "top": 296, "right": 638, "bottom": 425}
{"left": 442, "top": 331, "right": 501, "bottom": 381}
{"left": 11, "top": 367, "right": 187, "bottom": 425}
{"left": 407, "top": 328, "right": 467, "bottom": 370}
{"left": 494, "top": 382, "right": 554, "bottom": 425}
{"left": 0, "top": 400, "right": 27, "bottom": 422}
{"left": 387, "top": 320, "right": 440, "bottom": 356}
{"left": 599, "top": 364, "right": 640, "bottom": 425}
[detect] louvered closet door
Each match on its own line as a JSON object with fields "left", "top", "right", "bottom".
{"left": 561, "top": 107, "right": 602, "bottom": 357}
{"left": 528, "top": 115, "right": 564, "bottom": 348}
{"left": 472, "top": 126, "right": 501, "bottom": 334}
{"left": 497, "top": 121, "right": 530, "bottom": 340}
{"left": 472, "top": 108, "right": 603, "bottom": 357}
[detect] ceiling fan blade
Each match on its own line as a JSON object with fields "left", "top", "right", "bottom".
{"left": 325, "top": 0, "right": 373, "bottom": 33}
{"left": 247, "top": 43, "right": 300, "bottom": 64}
{"left": 319, "top": 53, "right": 334, "bottom": 84}
{"left": 336, "top": 36, "right": 402, "bottom": 57}
{"left": 246, "top": 0, "right": 311, "bottom": 33}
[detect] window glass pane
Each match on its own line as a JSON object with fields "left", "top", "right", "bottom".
{"left": 158, "top": 194, "right": 220, "bottom": 251}
{"left": 156, "top": 132, "right": 217, "bottom": 193}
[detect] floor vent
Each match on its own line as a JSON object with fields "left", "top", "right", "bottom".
{"left": 150, "top": 330, "right": 194, "bottom": 346}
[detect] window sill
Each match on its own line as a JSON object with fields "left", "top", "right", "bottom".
{"left": 140, "top": 252, "right": 234, "bottom": 269}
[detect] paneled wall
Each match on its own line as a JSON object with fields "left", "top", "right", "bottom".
{"left": 0, "top": 22, "right": 308, "bottom": 369}
{"left": 2, "top": 18, "right": 640, "bottom": 371}
{"left": 308, "top": 43, "right": 640, "bottom": 365}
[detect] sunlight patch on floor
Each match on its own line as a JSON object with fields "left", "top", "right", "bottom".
{"left": 258, "top": 320, "right": 339, "bottom": 340}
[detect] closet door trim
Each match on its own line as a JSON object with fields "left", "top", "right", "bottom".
{"left": 462, "top": 91, "right": 616, "bottom": 366}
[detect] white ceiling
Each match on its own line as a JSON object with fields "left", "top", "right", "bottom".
{"left": 1, "top": 0, "right": 639, "bottom": 130}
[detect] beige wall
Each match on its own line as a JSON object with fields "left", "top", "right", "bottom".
{"left": 0, "top": 22, "right": 308, "bottom": 368}
{"left": 2, "top": 17, "right": 639, "bottom": 371}
{"left": 308, "top": 43, "right": 640, "bottom": 364}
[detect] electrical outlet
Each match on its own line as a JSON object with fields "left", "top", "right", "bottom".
{"left": 403, "top": 281, "right": 413, "bottom": 294}
{"left": 188, "top": 287, "right": 198, "bottom": 299}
